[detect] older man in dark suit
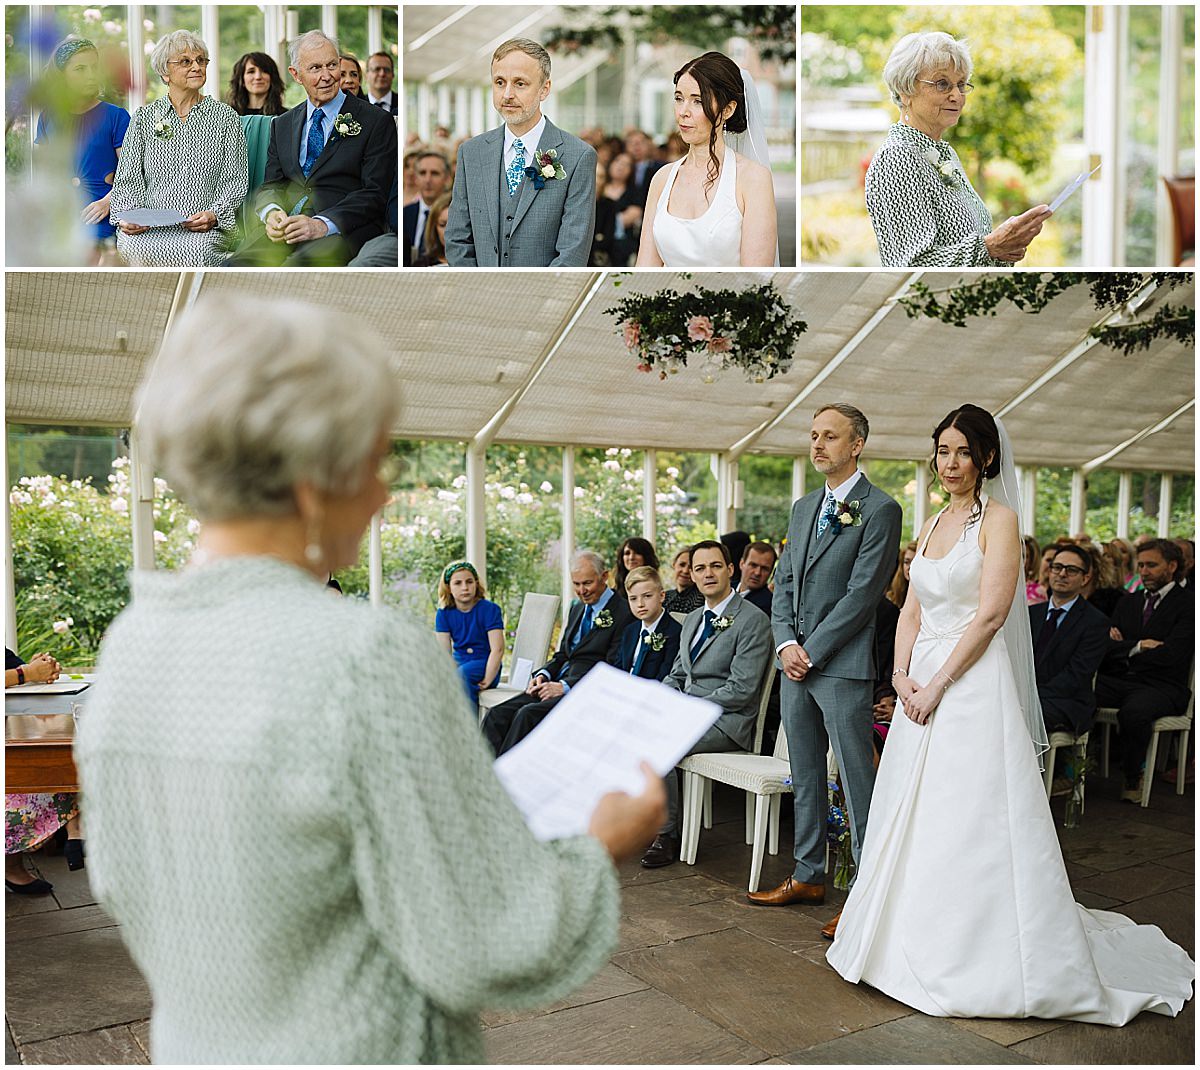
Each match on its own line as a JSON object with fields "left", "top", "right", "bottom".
{"left": 483, "top": 550, "right": 631, "bottom": 755}
{"left": 234, "top": 30, "right": 396, "bottom": 266}
{"left": 1096, "top": 539, "right": 1195, "bottom": 801}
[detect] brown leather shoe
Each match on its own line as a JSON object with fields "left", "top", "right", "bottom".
{"left": 820, "top": 909, "right": 842, "bottom": 940}
{"left": 746, "top": 876, "right": 824, "bottom": 906}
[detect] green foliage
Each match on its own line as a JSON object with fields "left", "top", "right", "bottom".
{"left": 890, "top": 6, "right": 1079, "bottom": 188}
{"left": 544, "top": 6, "right": 796, "bottom": 64}
{"left": 801, "top": 6, "right": 903, "bottom": 51}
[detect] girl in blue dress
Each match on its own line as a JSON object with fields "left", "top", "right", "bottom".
{"left": 35, "top": 37, "right": 131, "bottom": 263}
{"left": 434, "top": 562, "right": 504, "bottom": 705}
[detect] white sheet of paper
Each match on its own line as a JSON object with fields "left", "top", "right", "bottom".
{"left": 119, "top": 208, "right": 189, "bottom": 227}
{"left": 5, "top": 679, "right": 91, "bottom": 695}
{"left": 493, "top": 662, "right": 720, "bottom": 842}
{"left": 1047, "top": 163, "right": 1102, "bottom": 213}
{"left": 509, "top": 658, "right": 534, "bottom": 692}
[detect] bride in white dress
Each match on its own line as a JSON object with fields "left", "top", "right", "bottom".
{"left": 636, "top": 52, "right": 777, "bottom": 268}
{"left": 827, "top": 404, "right": 1194, "bottom": 1025}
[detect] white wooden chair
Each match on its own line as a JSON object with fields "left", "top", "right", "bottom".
{"left": 677, "top": 659, "right": 783, "bottom": 892}
{"left": 1096, "top": 665, "right": 1194, "bottom": 808}
{"left": 476, "top": 592, "right": 560, "bottom": 719}
{"left": 1043, "top": 730, "right": 1089, "bottom": 813}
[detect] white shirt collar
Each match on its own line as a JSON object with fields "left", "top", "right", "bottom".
{"left": 1048, "top": 595, "right": 1079, "bottom": 616}
{"left": 705, "top": 590, "right": 737, "bottom": 619}
{"left": 825, "top": 468, "right": 863, "bottom": 505}
{"left": 641, "top": 611, "right": 665, "bottom": 634}
{"left": 504, "top": 114, "right": 546, "bottom": 166}
{"left": 1148, "top": 581, "right": 1176, "bottom": 601}
{"left": 366, "top": 89, "right": 394, "bottom": 107}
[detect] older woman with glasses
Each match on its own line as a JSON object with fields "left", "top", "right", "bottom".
{"left": 110, "top": 29, "right": 247, "bottom": 265}
{"left": 865, "top": 31, "right": 1050, "bottom": 268}
{"left": 74, "top": 297, "right": 664, "bottom": 1064}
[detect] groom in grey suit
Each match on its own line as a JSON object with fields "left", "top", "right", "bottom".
{"left": 750, "top": 404, "right": 902, "bottom": 937}
{"left": 445, "top": 38, "right": 596, "bottom": 267}
{"left": 641, "top": 540, "right": 773, "bottom": 868}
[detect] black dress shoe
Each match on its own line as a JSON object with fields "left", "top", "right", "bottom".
{"left": 64, "top": 839, "right": 86, "bottom": 871}
{"left": 5, "top": 877, "right": 54, "bottom": 896}
{"left": 640, "top": 833, "right": 679, "bottom": 869}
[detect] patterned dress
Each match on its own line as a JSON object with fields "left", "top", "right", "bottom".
{"left": 75, "top": 557, "right": 618, "bottom": 1063}
{"left": 865, "top": 122, "right": 1006, "bottom": 268}
{"left": 110, "top": 95, "right": 248, "bottom": 266}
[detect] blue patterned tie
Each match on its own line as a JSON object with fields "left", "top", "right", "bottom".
{"left": 506, "top": 137, "right": 526, "bottom": 196}
{"left": 816, "top": 490, "right": 836, "bottom": 538}
{"left": 630, "top": 630, "right": 650, "bottom": 676}
{"left": 303, "top": 109, "right": 325, "bottom": 177}
{"left": 689, "top": 610, "right": 716, "bottom": 662}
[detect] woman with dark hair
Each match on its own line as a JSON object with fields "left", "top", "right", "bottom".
{"left": 226, "top": 52, "right": 286, "bottom": 116}
{"left": 614, "top": 537, "right": 660, "bottom": 600}
{"left": 636, "top": 51, "right": 777, "bottom": 267}
{"left": 886, "top": 540, "right": 918, "bottom": 607}
{"left": 827, "top": 403, "right": 1194, "bottom": 1024}
{"left": 592, "top": 152, "right": 641, "bottom": 267}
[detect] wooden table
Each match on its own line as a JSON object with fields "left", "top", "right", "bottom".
{"left": 6, "top": 687, "right": 86, "bottom": 793}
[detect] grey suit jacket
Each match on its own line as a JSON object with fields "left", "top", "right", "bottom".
{"left": 663, "top": 592, "right": 773, "bottom": 751}
{"left": 445, "top": 118, "right": 596, "bottom": 267}
{"left": 771, "top": 474, "right": 903, "bottom": 680}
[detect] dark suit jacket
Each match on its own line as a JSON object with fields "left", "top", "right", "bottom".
{"left": 402, "top": 200, "right": 421, "bottom": 265}
{"left": 1101, "top": 586, "right": 1195, "bottom": 698}
{"left": 366, "top": 91, "right": 398, "bottom": 116}
{"left": 873, "top": 596, "right": 900, "bottom": 702}
{"left": 536, "top": 595, "right": 633, "bottom": 689}
{"left": 1029, "top": 598, "right": 1111, "bottom": 734}
{"left": 630, "top": 158, "right": 663, "bottom": 208}
{"left": 607, "top": 614, "right": 683, "bottom": 682}
{"left": 254, "top": 93, "right": 396, "bottom": 253}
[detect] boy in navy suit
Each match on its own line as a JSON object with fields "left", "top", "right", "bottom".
{"left": 608, "top": 566, "right": 682, "bottom": 681}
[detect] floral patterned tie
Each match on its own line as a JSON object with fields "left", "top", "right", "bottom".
{"left": 816, "top": 490, "right": 836, "bottom": 538}
{"left": 506, "top": 138, "right": 525, "bottom": 196}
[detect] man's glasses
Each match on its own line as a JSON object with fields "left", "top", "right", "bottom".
{"left": 918, "top": 78, "right": 974, "bottom": 95}
{"left": 1048, "top": 563, "right": 1086, "bottom": 576}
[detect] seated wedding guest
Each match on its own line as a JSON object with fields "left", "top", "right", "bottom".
{"left": 886, "top": 539, "right": 918, "bottom": 607}
{"left": 402, "top": 149, "right": 422, "bottom": 204}
{"left": 412, "top": 190, "right": 451, "bottom": 266}
{"left": 365, "top": 52, "right": 398, "bottom": 115}
{"left": 663, "top": 547, "right": 705, "bottom": 616}
{"left": 402, "top": 151, "right": 450, "bottom": 265}
{"left": 109, "top": 30, "right": 247, "bottom": 266}
{"left": 483, "top": 551, "right": 632, "bottom": 755}
{"left": 736, "top": 540, "right": 777, "bottom": 615}
{"left": 644, "top": 540, "right": 773, "bottom": 867}
{"left": 626, "top": 129, "right": 663, "bottom": 209}
{"left": 1039, "top": 542, "right": 1057, "bottom": 594}
{"left": 1107, "top": 537, "right": 1136, "bottom": 590}
{"left": 1023, "top": 534, "right": 1047, "bottom": 604}
{"left": 6, "top": 647, "right": 85, "bottom": 893}
{"left": 607, "top": 566, "right": 682, "bottom": 682}
{"left": 1175, "top": 538, "right": 1194, "bottom": 591}
{"left": 592, "top": 153, "right": 641, "bottom": 267}
{"left": 1096, "top": 539, "right": 1195, "bottom": 802}
{"left": 870, "top": 595, "right": 901, "bottom": 761}
{"left": 1086, "top": 542, "right": 1127, "bottom": 617}
{"left": 614, "top": 537, "right": 660, "bottom": 601}
{"left": 227, "top": 52, "right": 287, "bottom": 115}
{"left": 234, "top": 30, "right": 396, "bottom": 266}
{"left": 1028, "top": 544, "right": 1110, "bottom": 739}
{"left": 339, "top": 53, "right": 365, "bottom": 98}
{"left": 435, "top": 561, "right": 504, "bottom": 705}
{"left": 347, "top": 176, "right": 398, "bottom": 267}
{"left": 35, "top": 36, "right": 130, "bottom": 265}
{"left": 74, "top": 297, "right": 664, "bottom": 1064}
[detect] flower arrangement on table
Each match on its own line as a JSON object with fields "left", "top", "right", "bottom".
{"left": 606, "top": 281, "right": 806, "bottom": 383}
{"left": 827, "top": 776, "right": 853, "bottom": 891}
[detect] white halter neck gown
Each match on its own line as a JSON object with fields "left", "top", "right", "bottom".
{"left": 651, "top": 147, "right": 743, "bottom": 267}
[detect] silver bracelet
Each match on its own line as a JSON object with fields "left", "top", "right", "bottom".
{"left": 891, "top": 668, "right": 908, "bottom": 679}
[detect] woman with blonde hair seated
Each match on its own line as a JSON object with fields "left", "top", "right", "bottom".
{"left": 75, "top": 296, "right": 663, "bottom": 1064}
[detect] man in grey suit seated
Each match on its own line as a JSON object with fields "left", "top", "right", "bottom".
{"left": 641, "top": 540, "right": 774, "bottom": 868}
{"left": 445, "top": 38, "right": 597, "bottom": 267}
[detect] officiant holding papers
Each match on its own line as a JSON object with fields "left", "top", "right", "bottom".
{"left": 865, "top": 31, "right": 1050, "bottom": 267}
{"left": 74, "top": 296, "right": 663, "bottom": 1065}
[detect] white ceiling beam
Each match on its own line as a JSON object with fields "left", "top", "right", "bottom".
{"left": 426, "top": 7, "right": 558, "bottom": 84}
{"left": 1081, "top": 397, "right": 1195, "bottom": 473}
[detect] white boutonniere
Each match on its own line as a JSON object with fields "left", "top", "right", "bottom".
{"left": 153, "top": 119, "right": 173, "bottom": 140}
{"left": 333, "top": 113, "right": 362, "bottom": 138}
{"left": 712, "top": 616, "right": 734, "bottom": 633}
{"left": 593, "top": 608, "right": 614, "bottom": 629}
{"left": 923, "top": 146, "right": 960, "bottom": 188}
{"left": 644, "top": 630, "right": 668, "bottom": 652}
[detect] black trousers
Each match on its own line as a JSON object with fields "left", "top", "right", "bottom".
{"left": 1095, "top": 673, "right": 1189, "bottom": 782}
{"left": 481, "top": 692, "right": 562, "bottom": 756}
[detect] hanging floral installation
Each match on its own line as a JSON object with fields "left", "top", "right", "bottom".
{"left": 605, "top": 280, "right": 807, "bottom": 383}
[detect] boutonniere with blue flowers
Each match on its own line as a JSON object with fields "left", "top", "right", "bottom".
{"left": 524, "top": 147, "right": 567, "bottom": 189}
{"left": 644, "top": 630, "right": 668, "bottom": 652}
{"left": 593, "top": 608, "right": 614, "bottom": 629}
{"left": 923, "top": 146, "right": 961, "bottom": 189}
{"left": 712, "top": 615, "right": 734, "bottom": 633}
{"left": 333, "top": 113, "right": 362, "bottom": 138}
{"left": 823, "top": 499, "right": 864, "bottom": 538}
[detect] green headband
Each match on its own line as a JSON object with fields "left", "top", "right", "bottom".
{"left": 54, "top": 37, "right": 97, "bottom": 69}
{"left": 443, "top": 561, "right": 478, "bottom": 584}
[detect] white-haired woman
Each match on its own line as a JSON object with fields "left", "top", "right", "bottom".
{"left": 73, "top": 298, "right": 664, "bottom": 1064}
{"left": 110, "top": 30, "right": 247, "bottom": 265}
{"left": 865, "top": 31, "right": 1049, "bottom": 267}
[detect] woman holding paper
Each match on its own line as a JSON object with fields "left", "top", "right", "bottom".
{"left": 865, "top": 32, "right": 1050, "bottom": 267}
{"left": 109, "top": 30, "right": 247, "bottom": 266}
{"left": 74, "top": 297, "right": 664, "bottom": 1064}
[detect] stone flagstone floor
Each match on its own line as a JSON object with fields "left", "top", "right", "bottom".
{"left": 6, "top": 768, "right": 1194, "bottom": 1064}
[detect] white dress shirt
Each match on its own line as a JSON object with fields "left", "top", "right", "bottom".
{"left": 503, "top": 114, "right": 546, "bottom": 175}
{"left": 367, "top": 90, "right": 395, "bottom": 110}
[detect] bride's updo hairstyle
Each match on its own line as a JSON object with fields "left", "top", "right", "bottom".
{"left": 930, "top": 404, "right": 1001, "bottom": 525}
{"left": 673, "top": 51, "right": 747, "bottom": 192}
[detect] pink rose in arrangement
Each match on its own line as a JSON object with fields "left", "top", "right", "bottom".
{"left": 623, "top": 321, "right": 641, "bottom": 349}
{"left": 686, "top": 315, "right": 714, "bottom": 342}
{"left": 708, "top": 335, "right": 732, "bottom": 354}
{"left": 637, "top": 362, "right": 652, "bottom": 373}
